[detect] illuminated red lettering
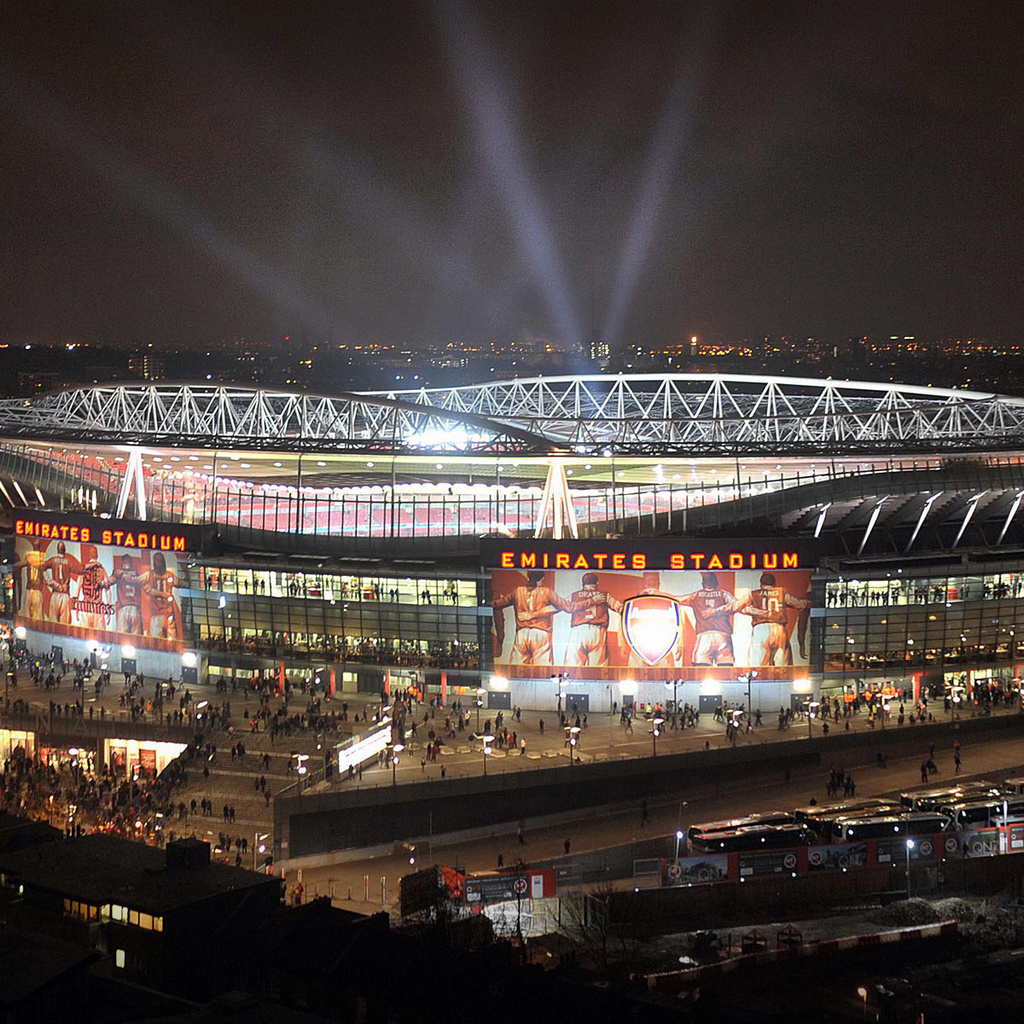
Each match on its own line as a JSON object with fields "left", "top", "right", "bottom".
{"left": 691, "top": 554, "right": 704, "bottom": 569}
{"left": 632, "top": 553, "right": 646, "bottom": 570}
{"left": 670, "top": 554, "right": 685, "bottom": 570}
{"left": 729, "top": 553, "right": 743, "bottom": 569}
{"left": 500, "top": 552, "right": 514, "bottom": 568}
{"left": 593, "top": 554, "right": 607, "bottom": 568}
{"left": 573, "top": 554, "right": 589, "bottom": 569}
{"left": 521, "top": 553, "right": 536, "bottom": 568}
{"left": 708, "top": 554, "right": 723, "bottom": 570}
{"left": 763, "top": 553, "right": 778, "bottom": 570}
{"left": 102, "top": 530, "right": 112, "bottom": 545}
{"left": 173, "top": 537, "right": 185, "bottom": 552}
{"left": 782, "top": 553, "right": 798, "bottom": 568}
{"left": 555, "top": 553, "right": 569, "bottom": 569}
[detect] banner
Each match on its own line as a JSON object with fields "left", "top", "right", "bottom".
{"left": 14, "top": 531, "right": 189, "bottom": 653}
{"left": 490, "top": 562, "right": 813, "bottom": 680}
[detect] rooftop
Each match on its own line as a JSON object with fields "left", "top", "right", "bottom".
{"left": 0, "top": 834, "right": 278, "bottom": 913}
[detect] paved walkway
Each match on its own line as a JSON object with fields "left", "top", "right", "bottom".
{"left": 290, "top": 724, "right": 1024, "bottom": 915}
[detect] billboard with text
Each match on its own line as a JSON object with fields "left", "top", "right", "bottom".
{"left": 12, "top": 513, "right": 197, "bottom": 653}
{"left": 483, "top": 540, "right": 815, "bottom": 681}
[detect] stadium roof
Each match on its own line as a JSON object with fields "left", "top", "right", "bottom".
{"left": 2, "top": 374, "right": 1024, "bottom": 457}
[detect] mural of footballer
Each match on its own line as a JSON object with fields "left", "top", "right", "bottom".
{"left": 741, "top": 572, "right": 812, "bottom": 666}
{"left": 566, "top": 572, "right": 623, "bottom": 667}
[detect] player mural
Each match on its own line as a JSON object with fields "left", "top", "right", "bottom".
{"left": 12, "top": 514, "right": 195, "bottom": 653}
{"left": 488, "top": 541, "right": 814, "bottom": 681}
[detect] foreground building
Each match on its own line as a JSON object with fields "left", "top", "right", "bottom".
{"left": 1, "top": 373, "right": 1023, "bottom": 721}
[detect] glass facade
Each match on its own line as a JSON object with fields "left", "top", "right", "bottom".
{"left": 821, "top": 563, "right": 1024, "bottom": 694}
{"left": 187, "top": 564, "right": 483, "bottom": 671}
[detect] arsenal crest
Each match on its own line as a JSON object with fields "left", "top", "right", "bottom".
{"left": 622, "top": 595, "right": 681, "bottom": 666}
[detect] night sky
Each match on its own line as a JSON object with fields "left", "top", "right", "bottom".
{"left": 2, "top": 1, "right": 1022, "bottom": 353}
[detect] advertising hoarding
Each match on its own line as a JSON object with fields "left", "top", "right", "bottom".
{"left": 12, "top": 513, "right": 197, "bottom": 653}
{"left": 483, "top": 540, "right": 815, "bottom": 680}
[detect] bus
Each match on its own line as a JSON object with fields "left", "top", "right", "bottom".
{"left": 940, "top": 797, "right": 1024, "bottom": 831}
{"left": 690, "top": 822, "right": 814, "bottom": 853}
{"left": 687, "top": 811, "right": 796, "bottom": 844}
{"left": 837, "top": 812, "right": 951, "bottom": 842}
{"left": 899, "top": 781, "right": 1003, "bottom": 812}
{"left": 794, "top": 799, "right": 901, "bottom": 838}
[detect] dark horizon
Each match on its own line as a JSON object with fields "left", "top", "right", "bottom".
{"left": 2, "top": 2, "right": 1022, "bottom": 354}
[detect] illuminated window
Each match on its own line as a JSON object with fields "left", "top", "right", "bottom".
{"left": 128, "top": 909, "right": 139, "bottom": 927}
{"left": 115, "top": 949, "right": 125, "bottom": 969}
{"left": 139, "top": 913, "right": 153, "bottom": 931}
{"left": 153, "top": 916, "right": 163, "bottom": 932}
{"left": 111, "top": 904, "right": 125, "bottom": 922}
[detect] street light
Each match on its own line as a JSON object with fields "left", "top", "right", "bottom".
{"left": 651, "top": 717, "right": 664, "bottom": 756}
{"left": 254, "top": 831, "right": 269, "bottom": 871}
{"left": 482, "top": 734, "right": 493, "bottom": 775}
{"left": 905, "top": 838, "right": 915, "bottom": 899}
{"left": 856, "top": 986, "right": 868, "bottom": 1021}
{"left": 806, "top": 700, "right": 820, "bottom": 739}
{"left": 675, "top": 828, "right": 684, "bottom": 861}
{"left": 568, "top": 725, "right": 580, "bottom": 764}
{"left": 664, "top": 677, "right": 681, "bottom": 715}
{"left": 391, "top": 743, "right": 404, "bottom": 787}
{"left": 475, "top": 687, "right": 486, "bottom": 730}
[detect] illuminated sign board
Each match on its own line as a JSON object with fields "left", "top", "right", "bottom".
{"left": 336, "top": 721, "right": 393, "bottom": 773}
{"left": 483, "top": 540, "right": 817, "bottom": 682}
{"left": 481, "top": 539, "right": 813, "bottom": 572}
{"left": 13, "top": 510, "right": 202, "bottom": 553}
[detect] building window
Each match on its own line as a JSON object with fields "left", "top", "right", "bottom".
{"left": 115, "top": 949, "right": 125, "bottom": 969}
{"left": 111, "top": 904, "right": 125, "bottom": 922}
{"left": 139, "top": 913, "right": 153, "bottom": 931}
{"left": 128, "top": 909, "right": 139, "bottom": 927}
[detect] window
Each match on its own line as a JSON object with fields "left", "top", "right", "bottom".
{"left": 153, "top": 916, "right": 163, "bottom": 932}
{"left": 111, "top": 904, "right": 125, "bottom": 922}
{"left": 139, "top": 913, "right": 153, "bottom": 931}
{"left": 128, "top": 909, "right": 139, "bottom": 926}
{"left": 115, "top": 949, "right": 125, "bottom": 969}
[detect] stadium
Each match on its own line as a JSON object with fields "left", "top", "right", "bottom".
{"left": 3, "top": 372, "right": 1024, "bottom": 717}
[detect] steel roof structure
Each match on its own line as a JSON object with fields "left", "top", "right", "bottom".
{"left": 1, "top": 374, "right": 1024, "bottom": 456}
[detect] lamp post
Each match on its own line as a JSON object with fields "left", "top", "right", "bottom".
{"left": 391, "top": 743, "right": 404, "bottom": 787}
{"left": 475, "top": 687, "right": 486, "bottom": 731}
{"left": 254, "top": 831, "right": 269, "bottom": 871}
{"left": 651, "top": 717, "right": 664, "bottom": 756}
{"left": 806, "top": 700, "right": 820, "bottom": 739}
{"left": 905, "top": 838, "right": 915, "bottom": 899}
{"left": 482, "top": 734, "right": 493, "bottom": 776}
{"left": 856, "top": 986, "right": 868, "bottom": 1021}
{"left": 675, "top": 828, "right": 684, "bottom": 861}
{"left": 568, "top": 725, "right": 580, "bottom": 764}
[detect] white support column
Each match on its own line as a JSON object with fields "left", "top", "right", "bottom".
{"left": 115, "top": 447, "right": 148, "bottom": 520}
{"left": 906, "top": 492, "right": 941, "bottom": 553}
{"left": 953, "top": 491, "right": 987, "bottom": 549}
{"left": 813, "top": 503, "right": 832, "bottom": 539}
{"left": 533, "top": 459, "right": 579, "bottom": 540}
{"left": 857, "top": 496, "right": 888, "bottom": 556}
{"left": 998, "top": 491, "right": 1024, "bottom": 545}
